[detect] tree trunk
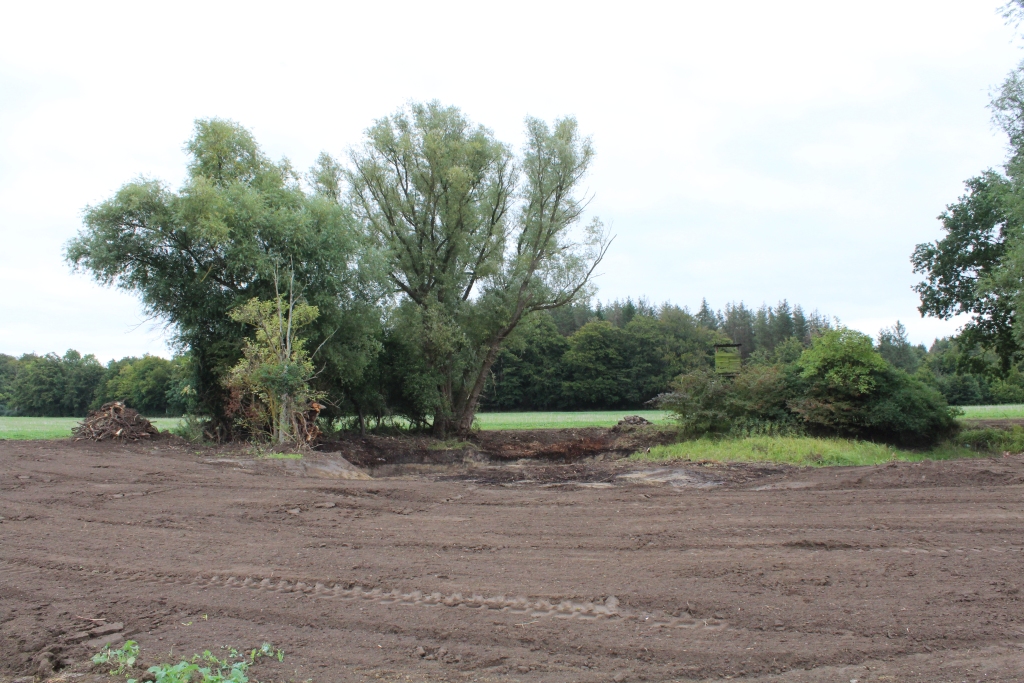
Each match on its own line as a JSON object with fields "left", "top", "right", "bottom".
{"left": 432, "top": 410, "right": 451, "bottom": 438}
{"left": 454, "top": 339, "right": 505, "bottom": 435}
{"left": 278, "top": 394, "right": 289, "bottom": 445}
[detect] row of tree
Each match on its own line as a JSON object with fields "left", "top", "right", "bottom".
{"left": 6, "top": 316, "right": 1016, "bottom": 420}
{"left": 0, "top": 297, "right": 831, "bottom": 418}
{"left": 65, "top": 104, "right": 608, "bottom": 439}
{"left": 481, "top": 298, "right": 834, "bottom": 411}
{"left": 0, "top": 352, "right": 187, "bottom": 417}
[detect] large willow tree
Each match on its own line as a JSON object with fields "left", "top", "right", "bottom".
{"left": 345, "top": 102, "right": 609, "bottom": 435}
{"left": 66, "top": 119, "right": 377, "bottom": 437}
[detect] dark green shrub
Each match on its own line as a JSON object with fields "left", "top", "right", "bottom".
{"left": 988, "top": 368, "right": 1024, "bottom": 404}
{"left": 792, "top": 329, "right": 958, "bottom": 446}
{"left": 655, "top": 368, "right": 732, "bottom": 437}
{"left": 661, "top": 329, "right": 959, "bottom": 447}
{"left": 655, "top": 364, "right": 802, "bottom": 438}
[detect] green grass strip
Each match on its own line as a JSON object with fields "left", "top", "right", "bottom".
{"left": 475, "top": 410, "right": 670, "bottom": 430}
{"left": 957, "top": 404, "right": 1024, "bottom": 419}
{"left": 0, "top": 416, "right": 182, "bottom": 440}
{"left": 633, "top": 436, "right": 990, "bottom": 468}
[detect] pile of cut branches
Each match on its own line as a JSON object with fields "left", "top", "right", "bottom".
{"left": 73, "top": 402, "right": 159, "bottom": 442}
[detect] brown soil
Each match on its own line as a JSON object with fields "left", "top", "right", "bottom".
{"left": 961, "top": 418, "right": 1024, "bottom": 429}
{"left": 318, "top": 425, "right": 675, "bottom": 469}
{"left": 3, "top": 433, "right": 1024, "bottom": 682}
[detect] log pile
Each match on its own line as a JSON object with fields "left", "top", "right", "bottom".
{"left": 73, "top": 402, "right": 159, "bottom": 442}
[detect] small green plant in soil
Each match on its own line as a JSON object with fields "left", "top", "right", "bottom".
{"left": 94, "top": 641, "right": 283, "bottom": 683}
{"left": 93, "top": 640, "right": 138, "bottom": 675}
{"left": 259, "top": 452, "right": 303, "bottom": 459}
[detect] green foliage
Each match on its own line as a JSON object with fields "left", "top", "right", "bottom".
{"left": 93, "top": 355, "right": 185, "bottom": 416}
{"left": 793, "top": 329, "right": 958, "bottom": 445}
{"left": 93, "top": 641, "right": 283, "bottom": 683}
{"left": 66, "top": 118, "right": 375, "bottom": 437}
{"left": 655, "top": 364, "right": 801, "bottom": 438}
{"left": 347, "top": 101, "right": 609, "bottom": 435}
{"left": 0, "top": 354, "right": 17, "bottom": 415}
{"left": 876, "top": 321, "right": 926, "bottom": 373}
{"left": 171, "top": 414, "right": 209, "bottom": 442}
{"left": 9, "top": 350, "right": 104, "bottom": 417}
{"left": 797, "top": 329, "right": 889, "bottom": 397}
{"left": 659, "top": 328, "right": 958, "bottom": 447}
{"left": 93, "top": 640, "right": 139, "bottom": 676}
{"left": 484, "top": 312, "right": 569, "bottom": 410}
{"left": 224, "top": 289, "right": 322, "bottom": 443}
{"left": 912, "top": 173, "right": 1018, "bottom": 369}
{"left": 953, "top": 426, "right": 1024, "bottom": 452}
{"left": 655, "top": 367, "right": 732, "bottom": 437}
{"left": 484, "top": 303, "right": 726, "bottom": 411}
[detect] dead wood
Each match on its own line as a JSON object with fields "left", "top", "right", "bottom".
{"left": 73, "top": 402, "right": 159, "bottom": 442}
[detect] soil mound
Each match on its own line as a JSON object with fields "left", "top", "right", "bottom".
{"left": 618, "top": 415, "right": 652, "bottom": 426}
{"left": 73, "top": 401, "right": 159, "bottom": 442}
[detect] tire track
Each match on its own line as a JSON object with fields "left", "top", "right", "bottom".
{"left": 0, "top": 559, "right": 726, "bottom": 631}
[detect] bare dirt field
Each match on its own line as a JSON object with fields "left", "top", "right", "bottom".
{"left": 3, "top": 433, "right": 1024, "bottom": 682}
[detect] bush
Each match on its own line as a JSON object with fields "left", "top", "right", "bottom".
{"left": 172, "top": 414, "right": 209, "bottom": 443}
{"left": 655, "top": 364, "right": 802, "bottom": 438}
{"left": 660, "top": 328, "right": 959, "bottom": 447}
{"left": 792, "top": 329, "right": 958, "bottom": 446}
{"left": 655, "top": 368, "right": 732, "bottom": 437}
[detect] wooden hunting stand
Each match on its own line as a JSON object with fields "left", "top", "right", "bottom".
{"left": 714, "top": 343, "right": 742, "bottom": 375}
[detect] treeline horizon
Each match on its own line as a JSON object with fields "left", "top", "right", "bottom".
{"left": 0, "top": 297, "right": 834, "bottom": 418}
{"left": 9, "top": 296, "right": 1019, "bottom": 419}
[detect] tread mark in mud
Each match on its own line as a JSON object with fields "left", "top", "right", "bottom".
{"left": 194, "top": 574, "right": 727, "bottom": 629}
{"left": 0, "top": 560, "right": 726, "bottom": 631}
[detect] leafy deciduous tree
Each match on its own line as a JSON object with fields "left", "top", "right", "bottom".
{"left": 346, "top": 102, "right": 609, "bottom": 435}
{"left": 66, "top": 119, "right": 374, "bottom": 436}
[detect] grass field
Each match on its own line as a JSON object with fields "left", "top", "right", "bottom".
{"left": 0, "top": 416, "right": 182, "bottom": 440}
{"left": 474, "top": 410, "right": 671, "bottom": 430}
{"left": 957, "top": 404, "right": 1024, "bottom": 419}
{"left": 0, "top": 411, "right": 669, "bottom": 440}
{"left": 633, "top": 436, "right": 987, "bottom": 467}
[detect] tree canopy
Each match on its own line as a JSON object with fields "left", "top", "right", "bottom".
{"left": 345, "top": 102, "right": 609, "bottom": 435}
{"left": 65, "top": 106, "right": 609, "bottom": 438}
{"left": 66, "top": 118, "right": 376, "bottom": 437}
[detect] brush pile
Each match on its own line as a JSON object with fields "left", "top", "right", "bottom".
{"left": 73, "top": 402, "right": 160, "bottom": 442}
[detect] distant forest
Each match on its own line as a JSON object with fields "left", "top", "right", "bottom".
{"left": 4, "top": 297, "right": 1018, "bottom": 419}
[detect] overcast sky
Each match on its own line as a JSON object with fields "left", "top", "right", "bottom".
{"left": 1, "top": 1, "right": 1020, "bottom": 361}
